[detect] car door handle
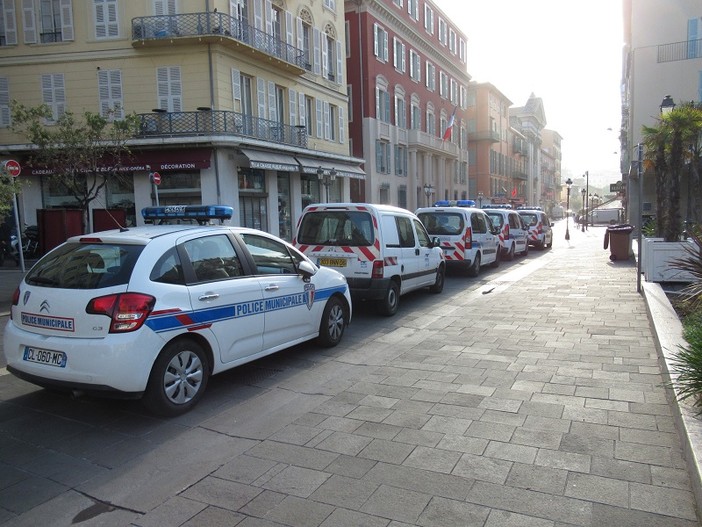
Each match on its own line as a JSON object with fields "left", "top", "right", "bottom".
{"left": 264, "top": 284, "right": 280, "bottom": 292}
{"left": 198, "top": 293, "right": 220, "bottom": 301}
{"left": 415, "top": 248, "right": 420, "bottom": 255}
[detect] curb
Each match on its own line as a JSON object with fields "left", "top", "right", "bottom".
{"left": 643, "top": 280, "right": 702, "bottom": 518}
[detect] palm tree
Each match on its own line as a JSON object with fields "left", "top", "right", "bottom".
{"left": 642, "top": 102, "right": 702, "bottom": 241}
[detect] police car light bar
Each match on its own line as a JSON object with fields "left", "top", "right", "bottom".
{"left": 142, "top": 205, "right": 234, "bottom": 224}
{"left": 433, "top": 199, "right": 476, "bottom": 208}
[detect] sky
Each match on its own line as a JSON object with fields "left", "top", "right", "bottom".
{"left": 434, "top": 0, "right": 623, "bottom": 188}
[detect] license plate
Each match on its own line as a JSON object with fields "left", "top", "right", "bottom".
{"left": 319, "top": 258, "right": 347, "bottom": 267}
{"left": 23, "top": 346, "right": 67, "bottom": 368}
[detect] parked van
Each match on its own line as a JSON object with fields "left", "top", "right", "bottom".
{"left": 415, "top": 205, "right": 500, "bottom": 277}
{"left": 518, "top": 209, "right": 554, "bottom": 250}
{"left": 590, "top": 208, "right": 623, "bottom": 225}
{"left": 483, "top": 208, "right": 529, "bottom": 260}
{"left": 294, "top": 203, "right": 445, "bottom": 316}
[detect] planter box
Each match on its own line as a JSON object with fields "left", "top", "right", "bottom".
{"left": 642, "top": 237, "right": 695, "bottom": 282}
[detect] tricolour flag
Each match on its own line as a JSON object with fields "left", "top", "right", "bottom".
{"left": 442, "top": 106, "right": 457, "bottom": 141}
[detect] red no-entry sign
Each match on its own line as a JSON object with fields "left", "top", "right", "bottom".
{"left": 151, "top": 171, "right": 161, "bottom": 185}
{"left": 4, "top": 159, "right": 21, "bottom": 177}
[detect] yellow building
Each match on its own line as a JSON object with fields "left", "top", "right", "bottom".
{"left": 0, "top": 0, "right": 364, "bottom": 240}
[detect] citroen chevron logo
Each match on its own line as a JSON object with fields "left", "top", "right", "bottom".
{"left": 40, "top": 300, "right": 50, "bottom": 313}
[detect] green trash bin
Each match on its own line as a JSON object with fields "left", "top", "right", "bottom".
{"left": 604, "top": 224, "right": 633, "bottom": 261}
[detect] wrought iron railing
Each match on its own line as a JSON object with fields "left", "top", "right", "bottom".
{"left": 135, "top": 110, "right": 308, "bottom": 148}
{"left": 132, "top": 12, "right": 305, "bottom": 69}
{"left": 657, "top": 38, "right": 702, "bottom": 63}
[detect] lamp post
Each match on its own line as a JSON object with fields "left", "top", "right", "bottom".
{"left": 317, "top": 166, "right": 337, "bottom": 203}
{"left": 660, "top": 94, "right": 676, "bottom": 115}
{"left": 477, "top": 191, "right": 484, "bottom": 208}
{"left": 582, "top": 170, "right": 589, "bottom": 230}
{"left": 580, "top": 187, "right": 586, "bottom": 232}
{"left": 423, "top": 183, "right": 434, "bottom": 206}
{"left": 590, "top": 193, "right": 600, "bottom": 224}
{"left": 565, "top": 178, "right": 572, "bottom": 240}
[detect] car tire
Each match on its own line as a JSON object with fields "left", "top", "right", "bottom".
{"left": 143, "top": 339, "right": 209, "bottom": 417}
{"left": 379, "top": 280, "right": 400, "bottom": 316}
{"left": 536, "top": 239, "right": 545, "bottom": 250}
{"left": 546, "top": 236, "right": 553, "bottom": 249}
{"left": 468, "top": 253, "right": 481, "bottom": 277}
{"left": 506, "top": 243, "right": 515, "bottom": 261}
{"left": 521, "top": 242, "right": 529, "bottom": 256}
{"left": 491, "top": 251, "right": 500, "bottom": 268}
{"left": 429, "top": 265, "right": 445, "bottom": 294}
{"left": 317, "top": 296, "right": 346, "bottom": 347}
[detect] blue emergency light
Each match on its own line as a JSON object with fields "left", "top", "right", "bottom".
{"left": 433, "top": 199, "right": 476, "bottom": 208}
{"left": 142, "top": 205, "right": 234, "bottom": 224}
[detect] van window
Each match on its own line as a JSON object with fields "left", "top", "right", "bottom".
{"left": 396, "top": 216, "right": 415, "bottom": 248}
{"left": 486, "top": 213, "right": 503, "bottom": 230}
{"left": 508, "top": 213, "right": 521, "bottom": 229}
{"left": 413, "top": 219, "right": 432, "bottom": 247}
{"left": 417, "top": 212, "right": 464, "bottom": 235}
{"left": 297, "top": 210, "right": 374, "bottom": 246}
{"left": 471, "top": 213, "right": 488, "bottom": 234}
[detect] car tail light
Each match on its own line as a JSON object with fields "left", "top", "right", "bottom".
{"left": 464, "top": 227, "right": 473, "bottom": 250}
{"left": 504, "top": 225, "right": 510, "bottom": 239}
{"left": 10, "top": 287, "right": 19, "bottom": 320}
{"left": 371, "top": 260, "right": 384, "bottom": 279}
{"left": 86, "top": 293, "right": 156, "bottom": 333}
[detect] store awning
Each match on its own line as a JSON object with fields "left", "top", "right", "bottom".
{"left": 296, "top": 157, "right": 366, "bottom": 179}
{"left": 240, "top": 149, "right": 299, "bottom": 172}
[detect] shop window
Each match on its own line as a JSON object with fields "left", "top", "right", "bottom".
{"left": 301, "top": 174, "right": 321, "bottom": 208}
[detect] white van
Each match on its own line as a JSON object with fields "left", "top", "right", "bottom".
{"left": 483, "top": 208, "right": 529, "bottom": 260}
{"left": 294, "top": 203, "right": 445, "bottom": 316}
{"left": 415, "top": 205, "right": 500, "bottom": 277}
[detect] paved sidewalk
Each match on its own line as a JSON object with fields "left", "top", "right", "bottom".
{"left": 0, "top": 224, "right": 700, "bottom": 526}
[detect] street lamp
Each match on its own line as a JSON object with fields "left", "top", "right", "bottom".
{"left": 580, "top": 187, "right": 587, "bottom": 232}
{"left": 582, "top": 170, "right": 589, "bottom": 231}
{"left": 565, "top": 178, "right": 572, "bottom": 240}
{"left": 660, "top": 94, "right": 676, "bottom": 115}
{"left": 477, "top": 191, "right": 484, "bottom": 208}
{"left": 423, "top": 183, "right": 434, "bottom": 206}
{"left": 317, "top": 166, "right": 337, "bottom": 203}
{"left": 590, "top": 193, "right": 600, "bottom": 224}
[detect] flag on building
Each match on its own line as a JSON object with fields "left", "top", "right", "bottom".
{"left": 442, "top": 106, "right": 457, "bottom": 141}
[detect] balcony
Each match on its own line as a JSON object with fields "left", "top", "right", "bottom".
{"left": 407, "top": 129, "right": 459, "bottom": 156}
{"left": 132, "top": 13, "right": 305, "bottom": 74}
{"left": 657, "top": 38, "right": 702, "bottom": 63}
{"left": 512, "top": 171, "right": 528, "bottom": 181}
{"left": 468, "top": 130, "right": 500, "bottom": 142}
{"left": 136, "top": 110, "right": 308, "bottom": 148}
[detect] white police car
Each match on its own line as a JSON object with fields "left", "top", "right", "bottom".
{"left": 3, "top": 205, "right": 352, "bottom": 416}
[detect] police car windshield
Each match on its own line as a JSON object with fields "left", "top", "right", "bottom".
{"left": 297, "top": 211, "right": 374, "bottom": 246}
{"left": 417, "top": 213, "right": 464, "bottom": 235}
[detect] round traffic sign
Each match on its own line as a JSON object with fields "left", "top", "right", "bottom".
{"left": 4, "top": 159, "right": 21, "bottom": 177}
{"left": 151, "top": 172, "right": 161, "bottom": 185}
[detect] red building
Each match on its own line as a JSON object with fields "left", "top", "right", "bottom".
{"left": 345, "top": 0, "right": 472, "bottom": 209}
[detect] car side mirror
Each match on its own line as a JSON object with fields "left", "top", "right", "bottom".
{"left": 298, "top": 260, "right": 317, "bottom": 281}
{"left": 431, "top": 236, "right": 441, "bottom": 248}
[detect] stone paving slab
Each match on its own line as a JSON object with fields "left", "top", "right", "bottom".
{"left": 0, "top": 224, "right": 701, "bottom": 526}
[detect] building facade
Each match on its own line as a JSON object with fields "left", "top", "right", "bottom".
{"left": 540, "top": 128, "right": 562, "bottom": 216}
{"left": 509, "top": 93, "right": 547, "bottom": 209}
{"left": 0, "top": 0, "right": 364, "bottom": 240}
{"left": 622, "top": 0, "right": 702, "bottom": 225}
{"left": 344, "top": 0, "right": 471, "bottom": 210}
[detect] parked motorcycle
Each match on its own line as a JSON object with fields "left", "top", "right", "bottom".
{"left": 10, "top": 224, "right": 39, "bottom": 261}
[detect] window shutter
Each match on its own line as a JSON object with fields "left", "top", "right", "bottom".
{"left": 375, "top": 87, "right": 380, "bottom": 119}
{"left": 313, "top": 28, "right": 321, "bottom": 75}
{"left": 298, "top": 92, "right": 305, "bottom": 126}
{"left": 257, "top": 77, "right": 266, "bottom": 119}
{"left": 253, "top": 0, "right": 263, "bottom": 30}
{"left": 323, "top": 101, "right": 330, "bottom": 140}
{"left": 21, "top": 0, "right": 36, "bottom": 43}
{"left": 285, "top": 10, "right": 293, "bottom": 45}
{"left": 231, "top": 68, "right": 241, "bottom": 102}
{"left": 267, "top": 80, "right": 276, "bottom": 121}
{"left": 289, "top": 88, "right": 297, "bottom": 125}
{"left": 383, "top": 30, "right": 388, "bottom": 61}
{"left": 0, "top": 77, "right": 9, "bottom": 127}
{"left": 336, "top": 40, "right": 343, "bottom": 83}
{"left": 59, "top": 0, "right": 74, "bottom": 41}
{"left": 338, "top": 105, "right": 344, "bottom": 143}
{"left": 3, "top": 1, "right": 17, "bottom": 45}
{"left": 316, "top": 99, "right": 323, "bottom": 138}
{"left": 373, "top": 24, "right": 379, "bottom": 57}
{"left": 265, "top": 0, "right": 272, "bottom": 35}
{"left": 321, "top": 34, "right": 328, "bottom": 78}
{"left": 296, "top": 17, "right": 303, "bottom": 50}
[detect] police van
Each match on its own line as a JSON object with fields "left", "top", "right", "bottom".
{"left": 416, "top": 201, "right": 500, "bottom": 277}
{"left": 294, "top": 203, "right": 445, "bottom": 316}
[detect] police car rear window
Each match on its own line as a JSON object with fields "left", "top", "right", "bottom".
{"left": 25, "top": 243, "right": 143, "bottom": 289}
{"left": 297, "top": 211, "right": 374, "bottom": 246}
{"left": 417, "top": 212, "right": 464, "bottom": 235}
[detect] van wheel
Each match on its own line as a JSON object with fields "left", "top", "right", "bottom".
{"left": 379, "top": 281, "right": 400, "bottom": 316}
{"left": 491, "top": 252, "right": 500, "bottom": 268}
{"left": 429, "top": 266, "right": 445, "bottom": 294}
{"left": 317, "top": 296, "right": 346, "bottom": 347}
{"left": 521, "top": 243, "right": 529, "bottom": 256}
{"left": 467, "top": 253, "right": 481, "bottom": 277}
{"left": 143, "top": 339, "right": 209, "bottom": 417}
{"left": 506, "top": 244, "right": 515, "bottom": 261}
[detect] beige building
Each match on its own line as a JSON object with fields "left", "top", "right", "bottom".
{"left": 0, "top": 0, "right": 364, "bottom": 241}
{"left": 540, "top": 128, "right": 562, "bottom": 216}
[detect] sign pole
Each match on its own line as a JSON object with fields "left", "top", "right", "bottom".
{"left": 12, "top": 193, "right": 25, "bottom": 273}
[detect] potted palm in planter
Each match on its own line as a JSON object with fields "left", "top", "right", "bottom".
{"left": 640, "top": 101, "right": 702, "bottom": 282}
